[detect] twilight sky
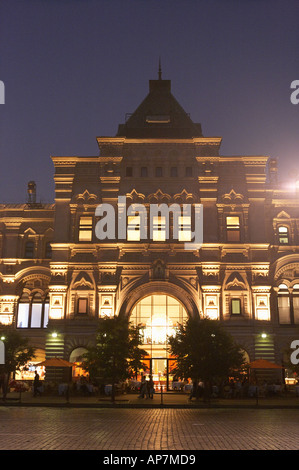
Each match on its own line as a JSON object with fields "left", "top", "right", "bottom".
{"left": 0, "top": 0, "right": 298, "bottom": 203}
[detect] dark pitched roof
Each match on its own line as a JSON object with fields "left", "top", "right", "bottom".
{"left": 116, "top": 78, "right": 203, "bottom": 139}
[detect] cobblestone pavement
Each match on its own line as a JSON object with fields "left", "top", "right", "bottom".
{"left": 1, "top": 407, "right": 299, "bottom": 451}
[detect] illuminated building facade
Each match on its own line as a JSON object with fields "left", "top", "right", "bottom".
{"left": 1, "top": 73, "right": 299, "bottom": 387}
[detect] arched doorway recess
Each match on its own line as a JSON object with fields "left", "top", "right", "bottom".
{"left": 131, "top": 293, "right": 189, "bottom": 390}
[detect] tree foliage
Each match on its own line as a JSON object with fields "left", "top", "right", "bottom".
{"left": 82, "top": 316, "right": 147, "bottom": 401}
{"left": 168, "top": 317, "right": 245, "bottom": 387}
{"left": 0, "top": 328, "right": 36, "bottom": 399}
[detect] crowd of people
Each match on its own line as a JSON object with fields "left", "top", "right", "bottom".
{"left": 138, "top": 376, "right": 155, "bottom": 399}
{"left": 188, "top": 378, "right": 286, "bottom": 400}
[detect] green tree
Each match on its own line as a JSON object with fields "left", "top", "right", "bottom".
{"left": 82, "top": 316, "right": 147, "bottom": 402}
{"left": 168, "top": 317, "right": 245, "bottom": 400}
{"left": 0, "top": 328, "right": 36, "bottom": 399}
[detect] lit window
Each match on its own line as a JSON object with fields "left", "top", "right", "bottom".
{"left": 78, "top": 298, "right": 88, "bottom": 314}
{"left": 231, "top": 298, "right": 241, "bottom": 315}
{"left": 278, "top": 284, "right": 290, "bottom": 324}
{"left": 293, "top": 285, "right": 299, "bottom": 324}
{"left": 152, "top": 216, "right": 166, "bottom": 241}
{"left": 178, "top": 216, "right": 192, "bottom": 241}
{"left": 278, "top": 226, "right": 289, "bottom": 244}
{"left": 79, "top": 216, "right": 93, "bottom": 242}
{"left": 256, "top": 296, "right": 270, "bottom": 321}
{"left": 226, "top": 216, "right": 240, "bottom": 242}
{"left": 17, "top": 301, "right": 30, "bottom": 328}
{"left": 127, "top": 215, "right": 141, "bottom": 241}
{"left": 17, "top": 293, "right": 49, "bottom": 328}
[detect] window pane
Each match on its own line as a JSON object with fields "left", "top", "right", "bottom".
{"left": 17, "top": 303, "right": 29, "bottom": 328}
{"left": 278, "top": 296, "right": 290, "bottom": 323}
{"left": 79, "top": 217, "right": 93, "bottom": 241}
{"left": 227, "top": 216, "right": 240, "bottom": 227}
{"left": 152, "top": 216, "right": 166, "bottom": 241}
{"left": 127, "top": 215, "right": 141, "bottom": 241}
{"left": 25, "top": 241, "right": 34, "bottom": 258}
{"left": 78, "top": 298, "right": 88, "bottom": 314}
{"left": 44, "top": 303, "right": 49, "bottom": 328}
{"left": 31, "top": 303, "right": 42, "bottom": 328}
{"left": 293, "top": 297, "right": 299, "bottom": 324}
{"left": 178, "top": 216, "right": 191, "bottom": 241}
{"left": 231, "top": 299, "right": 241, "bottom": 314}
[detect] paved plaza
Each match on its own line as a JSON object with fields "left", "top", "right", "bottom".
{"left": 1, "top": 406, "right": 299, "bottom": 451}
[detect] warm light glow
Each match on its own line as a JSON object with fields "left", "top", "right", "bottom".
{"left": 152, "top": 216, "right": 166, "bottom": 241}
{"left": 206, "top": 308, "right": 218, "bottom": 320}
{"left": 100, "top": 307, "right": 113, "bottom": 318}
{"left": 49, "top": 308, "right": 63, "bottom": 320}
{"left": 127, "top": 215, "right": 141, "bottom": 241}
{"left": 144, "top": 312, "right": 176, "bottom": 345}
{"left": 261, "top": 333, "right": 267, "bottom": 339}
{"left": 0, "top": 315, "right": 13, "bottom": 325}
{"left": 256, "top": 309, "right": 270, "bottom": 321}
{"left": 178, "top": 216, "right": 192, "bottom": 241}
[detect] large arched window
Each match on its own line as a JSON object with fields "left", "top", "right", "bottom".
{"left": 17, "top": 292, "right": 49, "bottom": 328}
{"left": 131, "top": 294, "right": 188, "bottom": 358}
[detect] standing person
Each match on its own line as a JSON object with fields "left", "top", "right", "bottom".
{"left": 33, "top": 371, "right": 41, "bottom": 397}
{"left": 148, "top": 375, "right": 154, "bottom": 399}
{"left": 138, "top": 377, "right": 148, "bottom": 398}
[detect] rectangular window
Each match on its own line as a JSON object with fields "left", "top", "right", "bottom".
{"left": 141, "top": 167, "right": 148, "bottom": 177}
{"left": 17, "top": 304, "right": 29, "bottom": 328}
{"left": 127, "top": 215, "right": 141, "bottom": 241}
{"left": 278, "top": 296, "right": 291, "bottom": 324}
{"left": 152, "top": 216, "right": 166, "bottom": 241}
{"left": 78, "top": 298, "right": 88, "bottom": 314}
{"left": 170, "top": 167, "right": 178, "bottom": 177}
{"left": 25, "top": 241, "right": 34, "bottom": 258}
{"left": 79, "top": 216, "right": 93, "bottom": 242}
{"left": 178, "top": 216, "right": 192, "bottom": 241}
{"left": 278, "top": 226, "right": 289, "bottom": 244}
{"left": 186, "top": 166, "right": 192, "bottom": 177}
{"left": 231, "top": 298, "right": 241, "bottom": 315}
{"left": 226, "top": 216, "right": 240, "bottom": 242}
{"left": 126, "top": 167, "right": 133, "bottom": 177}
{"left": 155, "top": 167, "right": 163, "bottom": 177}
{"left": 293, "top": 297, "right": 299, "bottom": 324}
{"left": 31, "top": 303, "right": 43, "bottom": 328}
{"left": 43, "top": 303, "right": 49, "bottom": 328}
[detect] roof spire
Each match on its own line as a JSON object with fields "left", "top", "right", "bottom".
{"left": 158, "top": 57, "right": 162, "bottom": 80}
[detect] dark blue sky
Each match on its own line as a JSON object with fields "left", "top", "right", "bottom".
{"left": 0, "top": 0, "right": 298, "bottom": 203}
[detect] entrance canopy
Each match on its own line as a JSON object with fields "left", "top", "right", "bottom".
{"left": 248, "top": 359, "right": 283, "bottom": 369}
{"left": 36, "top": 357, "right": 74, "bottom": 367}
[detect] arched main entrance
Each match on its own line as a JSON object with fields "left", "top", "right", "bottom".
{"left": 131, "top": 293, "right": 188, "bottom": 390}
